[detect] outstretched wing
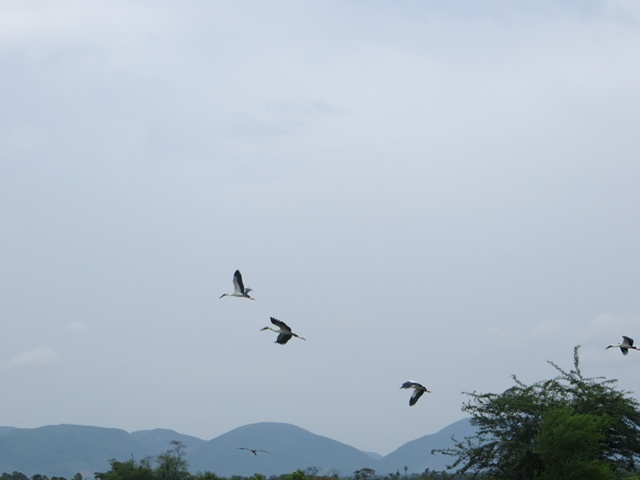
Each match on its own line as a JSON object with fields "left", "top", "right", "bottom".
{"left": 401, "top": 381, "right": 422, "bottom": 390}
{"left": 233, "top": 270, "right": 245, "bottom": 294}
{"left": 409, "top": 389, "right": 425, "bottom": 406}
{"left": 623, "top": 336, "right": 635, "bottom": 347}
{"left": 270, "top": 317, "right": 291, "bottom": 332}
{"left": 409, "top": 390, "right": 424, "bottom": 407}
{"left": 276, "top": 333, "right": 293, "bottom": 345}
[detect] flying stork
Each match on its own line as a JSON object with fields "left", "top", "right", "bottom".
{"left": 261, "top": 317, "right": 306, "bottom": 345}
{"left": 606, "top": 336, "right": 640, "bottom": 356}
{"left": 237, "top": 447, "right": 269, "bottom": 456}
{"left": 400, "top": 381, "right": 431, "bottom": 406}
{"left": 219, "top": 270, "right": 254, "bottom": 300}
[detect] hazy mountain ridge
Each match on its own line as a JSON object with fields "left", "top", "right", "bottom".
{"left": 131, "top": 428, "right": 208, "bottom": 454}
{"left": 188, "top": 422, "right": 385, "bottom": 477}
{"left": 0, "top": 419, "right": 475, "bottom": 478}
{"left": 384, "top": 418, "right": 473, "bottom": 472}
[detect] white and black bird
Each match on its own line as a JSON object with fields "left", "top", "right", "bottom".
{"left": 261, "top": 317, "right": 306, "bottom": 345}
{"left": 400, "top": 381, "right": 431, "bottom": 406}
{"left": 237, "top": 447, "right": 269, "bottom": 456}
{"left": 219, "top": 270, "right": 254, "bottom": 300}
{"left": 606, "top": 336, "right": 639, "bottom": 356}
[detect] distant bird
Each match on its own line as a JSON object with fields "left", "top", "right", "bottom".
{"left": 219, "top": 270, "right": 254, "bottom": 300}
{"left": 400, "top": 381, "right": 431, "bottom": 406}
{"left": 606, "top": 336, "right": 640, "bottom": 356}
{"left": 237, "top": 447, "right": 269, "bottom": 456}
{"left": 261, "top": 317, "right": 306, "bottom": 345}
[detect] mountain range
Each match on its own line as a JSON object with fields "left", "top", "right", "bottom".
{"left": 0, "top": 419, "right": 474, "bottom": 479}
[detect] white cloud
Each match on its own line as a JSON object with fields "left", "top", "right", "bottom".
{"left": 8, "top": 346, "right": 60, "bottom": 367}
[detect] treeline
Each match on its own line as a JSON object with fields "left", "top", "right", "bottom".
{"left": 0, "top": 441, "right": 474, "bottom": 480}
{"left": 1, "top": 442, "right": 476, "bottom": 480}
{"left": 1, "top": 466, "right": 478, "bottom": 480}
{"left": 6, "top": 347, "right": 640, "bottom": 480}
{"left": 0, "top": 441, "right": 476, "bottom": 480}
{"left": 1, "top": 474, "right": 80, "bottom": 480}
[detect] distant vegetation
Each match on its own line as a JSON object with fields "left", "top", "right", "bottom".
{"left": 2, "top": 449, "right": 479, "bottom": 480}
{"left": 0, "top": 440, "right": 481, "bottom": 480}
{"left": 3, "top": 464, "right": 481, "bottom": 480}
{"left": 5, "top": 347, "right": 640, "bottom": 480}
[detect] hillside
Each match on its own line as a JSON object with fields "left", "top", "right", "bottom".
{"left": 131, "top": 428, "right": 207, "bottom": 454}
{"left": 188, "top": 422, "right": 389, "bottom": 477}
{"left": 0, "top": 425, "right": 145, "bottom": 478}
{"left": 0, "top": 420, "right": 474, "bottom": 478}
{"left": 384, "top": 418, "right": 475, "bottom": 472}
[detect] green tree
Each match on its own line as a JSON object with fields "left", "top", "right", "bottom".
{"left": 535, "top": 406, "right": 614, "bottom": 480}
{"left": 156, "top": 440, "right": 189, "bottom": 480}
{"left": 191, "top": 473, "right": 220, "bottom": 480}
{"left": 353, "top": 468, "right": 376, "bottom": 480}
{"left": 288, "top": 470, "right": 307, "bottom": 480}
{"left": 2, "top": 473, "right": 29, "bottom": 480}
{"left": 304, "top": 467, "right": 320, "bottom": 478}
{"left": 95, "top": 457, "right": 155, "bottom": 480}
{"left": 436, "top": 346, "right": 640, "bottom": 479}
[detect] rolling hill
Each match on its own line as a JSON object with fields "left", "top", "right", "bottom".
{"left": 188, "top": 422, "right": 387, "bottom": 477}
{"left": 384, "top": 418, "right": 474, "bottom": 473}
{"left": 0, "top": 425, "right": 145, "bottom": 478}
{"left": 0, "top": 419, "right": 475, "bottom": 478}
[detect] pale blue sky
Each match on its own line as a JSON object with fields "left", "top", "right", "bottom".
{"left": 1, "top": 0, "right": 640, "bottom": 455}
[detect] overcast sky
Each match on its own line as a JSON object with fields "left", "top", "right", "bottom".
{"left": 1, "top": 0, "right": 640, "bottom": 456}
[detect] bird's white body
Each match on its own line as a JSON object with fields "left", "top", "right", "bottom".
{"left": 606, "top": 336, "right": 639, "bottom": 356}
{"left": 261, "top": 317, "right": 306, "bottom": 345}
{"left": 400, "top": 381, "right": 430, "bottom": 406}
{"left": 220, "top": 270, "right": 255, "bottom": 300}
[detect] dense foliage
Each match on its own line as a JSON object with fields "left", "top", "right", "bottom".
{"left": 436, "top": 346, "right": 640, "bottom": 479}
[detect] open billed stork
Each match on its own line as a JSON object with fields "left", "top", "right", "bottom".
{"left": 237, "top": 447, "right": 269, "bottom": 456}
{"left": 261, "top": 317, "right": 306, "bottom": 345}
{"left": 400, "top": 381, "right": 431, "bottom": 406}
{"left": 606, "top": 336, "right": 639, "bottom": 356}
{"left": 219, "top": 270, "right": 254, "bottom": 300}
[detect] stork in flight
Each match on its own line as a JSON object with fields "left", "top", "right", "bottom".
{"left": 400, "top": 381, "right": 431, "bottom": 406}
{"left": 606, "top": 336, "right": 640, "bottom": 356}
{"left": 237, "top": 447, "right": 269, "bottom": 456}
{"left": 219, "top": 270, "right": 254, "bottom": 300}
{"left": 261, "top": 317, "right": 306, "bottom": 345}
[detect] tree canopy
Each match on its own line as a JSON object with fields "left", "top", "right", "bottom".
{"left": 437, "top": 346, "right": 640, "bottom": 479}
